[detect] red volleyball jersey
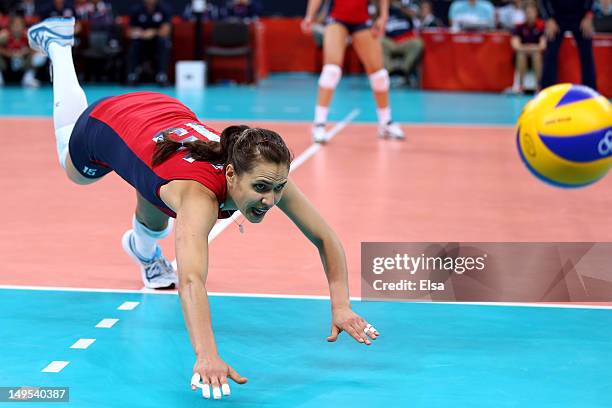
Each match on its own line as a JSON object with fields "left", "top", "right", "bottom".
{"left": 89, "top": 92, "right": 229, "bottom": 218}
{"left": 328, "top": 0, "right": 370, "bottom": 24}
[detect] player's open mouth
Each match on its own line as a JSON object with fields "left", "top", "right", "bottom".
{"left": 251, "top": 207, "right": 268, "bottom": 217}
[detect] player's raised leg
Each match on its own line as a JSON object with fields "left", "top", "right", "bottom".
{"left": 28, "top": 17, "right": 93, "bottom": 184}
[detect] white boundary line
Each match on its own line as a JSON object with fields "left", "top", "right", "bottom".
{"left": 1, "top": 285, "right": 611, "bottom": 310}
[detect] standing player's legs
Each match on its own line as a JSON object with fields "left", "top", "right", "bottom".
{"left": 312, "top": 23, "right": 349, "bottom": 143}
{"left": 351, "top": 29, "right": 404, "bottom": 139}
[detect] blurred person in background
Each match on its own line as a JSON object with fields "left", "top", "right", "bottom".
{"left": 40, "top": 0, "right": 76, "bottom": 19}
{"left": 382, "top": 0, "right": 423, "bottom": 87}
{"left": 127, "top": 0, "right": 172, "bottom": 86}
{"left": 419, "top": 0, "right": 444, "bottom": 27}
{"left": 0, "top": 14, "right": 44, "bottom": 86}
{"left": 539, "top": 0, "right": 596, "bottom": 89}
{"left": 449, "top": 0, "right": 496, "bottom": 30}
{"left": 13, "top": 0, "right": 36, "bottom": 18}
{"left": 301, "top": 0, "right": 405, "bottom": 143}
{"left": 511, "top": 1, "right": 545, "bottom": 92}
{"left": 497, "top": 0, "right": 526, "bottom": 30}
{"left": 225, "top": 0, "right": 261, "bottom": 21}
{"left": 593, "top": 0, "right": 612, "bottom": 32}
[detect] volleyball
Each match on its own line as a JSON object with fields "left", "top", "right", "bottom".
{"left": 516, "top": 84, "right": 612, "bottom": 188}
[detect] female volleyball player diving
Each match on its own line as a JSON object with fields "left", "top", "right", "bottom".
{"left": 27, "top": 17, "right": 379, "bottom": 400}
{"left": 301, "top": 0, "right": 405, "bottom": 143}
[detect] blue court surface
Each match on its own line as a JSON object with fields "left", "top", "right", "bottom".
{"left": 1, "top": 288, "right": 611, "bottom": 407}
{"left": 0, "top": 73, "right": 529, "bottom": 124}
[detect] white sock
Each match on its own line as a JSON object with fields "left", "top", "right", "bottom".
{"left": 314, "top": 105, "right": 328, "bottom": 125}
{"left": 377, "top": 107, "right": 391, "bottom": 126}
{"left": 48, "top": 42, "right": 88, "bottom": 131}
{"left": 132, "top": 216, "right": 174, "bottom": 260}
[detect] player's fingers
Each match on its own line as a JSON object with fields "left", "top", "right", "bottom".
{"left": 327, "top": 325, "right": 341, "bottom": 342}
{"left": 228, "top": 366, "right": 248, "bottom": 384}
{"left": 346, "top": 325, "right": 367, "bottom": 344}
{"left": 210, "top": 377, "right": 222, "bottom": 400}
{"left": 363, "top": 323, "right": 380, "bottom": 339}
{"left": 190, "top": 373, "right": 201, "bottom": 391}
{"left": 220, "top": 377, "right": 231, "bottom": 396}
{"left": 201, "top": 377, "right": 211, "bottom": 399}
{"left": 352, "top": 322, "right": 371, "bottom": 345}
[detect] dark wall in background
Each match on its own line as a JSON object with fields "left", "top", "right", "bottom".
{"left": 32, "top": 0, "right": 308, "bottom": 17}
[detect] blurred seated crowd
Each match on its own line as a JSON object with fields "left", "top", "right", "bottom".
{"left": 0, "top": 0, "right": 610, "bottom": 90}
{"left": 0, "top": 0, "right": 262, "bottom": 87}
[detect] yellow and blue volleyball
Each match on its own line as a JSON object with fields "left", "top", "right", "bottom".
{"left": 516, "top": 83, "right": 612, "bottom": 188}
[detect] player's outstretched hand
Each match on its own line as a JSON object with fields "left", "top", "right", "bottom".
{"left": 190, "top": 355, "right": 247, "bottom": 400}
{"left": 327, "top": 307, "right": 380, "bottom": 345}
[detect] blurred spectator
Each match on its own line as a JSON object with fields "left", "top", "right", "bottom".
{"left": 0, "top": 9, "right": 7, "bottom": 30}
{"left": 594, "top": 0, "right": 612, "bottom": 16}
{"left": 382, "top": 0, "right": 423, "bottom": 86}
{"left": 75, "top": 0, "right": 94, "bottom": 20}
{"left": 539, "top": 0, "right": 596, "bottom": 89}
{"left": 449, "top": 0, "right": 496, "bottom": 30}
{"left": 511, "top": 1, "right": 545, "bottom": 91}
{"left": 419, "top": 0, "right": 444, "bottom": 28}
{"left": 40, "top": 0, "right": 76, "bottom": 19}
{"left": 13, "top": 0, "right": 36, "bottom": 18}
{"left": 0, "top": 14, "right": 45, "bottom": 87}
{"left": 593, "top": 0, "right": 612, "bottom": 32}
{"left": 183, "top": 0, "right": 227, "bottom": 21}
{"left": 497, "top": 0, "right": 526, "bottom": 30}
{"left": 225, "top": 0, "right": 261, "bottom": 21}
{"left": 127, "top": 0, "right": 172, "bottom": 86}
{"left": 78, "top": 0, "right": 113, "bottom": 28}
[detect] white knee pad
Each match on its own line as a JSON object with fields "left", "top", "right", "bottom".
{"left": 318, "top": 64, "right": 342, "bottom": 89}
{"left": 369, "top": 69, "right": 390, "bottom": 93}
{"left": 133, "top": 215, "right": 174, "bottom": 239}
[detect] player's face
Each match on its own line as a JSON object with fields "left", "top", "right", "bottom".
{"left": 226, "top": 160, "right": 289, "bottom": 223}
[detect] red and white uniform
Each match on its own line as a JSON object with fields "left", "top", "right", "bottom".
{"left": 70, "top": 92, "right": 231, "bottom": 218}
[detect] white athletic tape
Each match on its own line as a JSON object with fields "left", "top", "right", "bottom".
{"left": 212, "top": 386, "right": 222, "bottom": 400}
{"left": 222, "top": 383, "right": 231, "bottom": 396}
{"left": 191, "top": 373, "right": 201, "bottom": 387}
{"left": 202, "top": 384, "right": 211, "bottom": 399}
{"left": 369, "top": 69, "right": 389, "bottom": 92}
{"left": 191, "top": 373, "right": 212, "bottom": 399}
{"left": 363, "top": 324, "right": 372, "bottom": 334}
{"left": 318, "top": 64, "right": 342, "bottom": 89}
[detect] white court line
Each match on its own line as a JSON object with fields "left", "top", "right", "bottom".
{"left": 95, "top": 318, "right": 119, "bottom": 328}
{"left": 41, "top": 361, "right": 69, "bottom": 373}
{"left": 1, "top": 285, "right": 611, "bottom": 309}
{"left": 70, "top": 338, "right": 96, "bottom": 349}
{"left": 117, "top": 301, "right": 140, "bottom": 310}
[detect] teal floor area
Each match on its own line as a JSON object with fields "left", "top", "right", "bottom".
{"left": 1, "top": 289, "right": 611, "bottom": 407}
{"left": 0, "top": 73, "right": 529, "bottom": 124}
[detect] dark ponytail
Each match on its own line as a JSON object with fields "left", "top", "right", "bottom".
{"left": 152, "top": 125, "right": 293, "bottom": 173}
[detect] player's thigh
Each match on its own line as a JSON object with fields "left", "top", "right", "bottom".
{"left": 351, "top": 29, "right": 384, "bottom": 74}
{"left": 323, "top": 23, "right": 349, "bottom": 66}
